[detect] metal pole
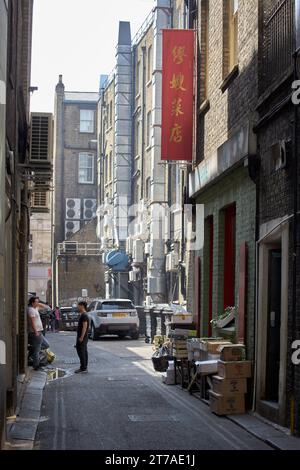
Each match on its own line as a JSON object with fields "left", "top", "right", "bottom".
{"left": 291, "top": 44, "right": 299, "bottom": 435}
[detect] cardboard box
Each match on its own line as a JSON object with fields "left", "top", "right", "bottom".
{"left": 171, "top": 314, "right": 193, "bottom": 325}
{"left": 199, "top": 338, "right": 224, "bottom": 352}
{"left": 218, "top": 344, "right": 246, "bottom": 362}
{"left": 195, "top": 360, "right": 218, "bottom": 375}
{"left": 207, "top": 341, "right": 232, "bottom": 354}
{"left": 209, "top": 390, "right": 245, "bottom": 416}
{"left": 211, "top": 375, "right": 247, "bottom": 395}
{"left": 218, "top": 361, "right": 252, "bottom": 379}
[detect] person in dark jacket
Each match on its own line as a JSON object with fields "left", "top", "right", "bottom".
{"left": 75, "top": 301, "right": 89, "bottom": 374}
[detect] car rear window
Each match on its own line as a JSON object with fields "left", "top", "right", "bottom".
{"left": 101, "top": 301, "right": 134, "bottom": 310}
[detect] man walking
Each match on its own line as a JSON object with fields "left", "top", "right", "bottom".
{"left": 75, "top": 301, "right": 89, "bottom": 374}
{"left": 54, "top": 306, "right": 61, "bottom": 332}
{"left": 27, "top": 296, "right": 50, "bottom": 370}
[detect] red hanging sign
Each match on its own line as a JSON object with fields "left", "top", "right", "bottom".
{"left": 161, "top": 29, "right": 195, "bottom": 161}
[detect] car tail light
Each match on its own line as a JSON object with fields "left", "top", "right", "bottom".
{"left": 130, "top": 311, "right": 138, "bottom": 317}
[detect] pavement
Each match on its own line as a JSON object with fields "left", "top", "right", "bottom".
{"left": 5, "top": 331, "right": 300, "bottom": 450}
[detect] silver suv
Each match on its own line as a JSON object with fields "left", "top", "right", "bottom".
{"left": 87, "top": 299, "right": 139, "bottom": 340}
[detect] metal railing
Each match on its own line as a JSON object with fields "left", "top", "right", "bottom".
{"left": 57, "top": 242, "right": 102, "bottom": 257}
{"left": 260, "top": 0, "right": 294, "bottom": 93}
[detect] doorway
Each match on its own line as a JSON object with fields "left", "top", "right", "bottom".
{"left": 265, "top": 249, "right": 282, "bottom": 402}
{"left": 256, "top": 219, "right": 289, "bottom": 425}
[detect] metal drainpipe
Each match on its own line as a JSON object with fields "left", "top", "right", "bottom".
{"left": 99, "top": 90, "right": 105, "bottom": 204}
{"left": 141, "top": 46, "right": 146, "bottom": 199}
{"left": 291, "top": 49, "right": 299, "bottom": 435}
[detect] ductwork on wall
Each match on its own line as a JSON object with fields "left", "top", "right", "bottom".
{"left": 148, "top": 0, "right": 171, "bottom": 303}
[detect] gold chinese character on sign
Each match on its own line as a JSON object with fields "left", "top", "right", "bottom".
{"left": 170, "top": 73, "right": 186, "bottom": 92}
{"left": 170, "top": 123, "right": 183, "bottom": 143}
{"left": 171, "top": 98, "right": 184, "bottom": 117}
{"left": 172, "top": 46, "right": 186, "bottom": 65}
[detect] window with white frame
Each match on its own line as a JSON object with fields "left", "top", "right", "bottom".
{"left": 80, "top": 109, "right": 94, "bottom": 133}
{"left": 146, "top": 111, "right": 152, "bottom": 147}
{"left": 78, "top": 153, "right": 94, "bottom": 184}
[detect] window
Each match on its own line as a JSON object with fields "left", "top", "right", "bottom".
{"left": 146, "top": 111, "right": 152, "bottom": 147}
{"left": 135, "top": 119, "right": 140, "bottom": 156}
{"left": 100, "top": 301, "right": 134, "bottom": 310}
{"left": 223, "top": 0, "right": 239, "bottom": 78}
{"left": 80, "top": 109, "right": 94, "bottom": 133}
{"left": 136, "top": 61, "right": 141, "bottom": 96}
{"left": 108, "top": 151, "right": 113, "bottom": 182}
{"left": 109, "top": 101, "right": 113, "bottom": 127}
{"left": 199, "top": 0, "right": 209, "bottom": 102}
{"left": 145, "top": 176, "right": 151, "bottom": 200}
{"left": 147, "top": 45, "right": 153, "bottom": 82}
{"left": 79, "top": 153, "right": 94, "bottom": 184}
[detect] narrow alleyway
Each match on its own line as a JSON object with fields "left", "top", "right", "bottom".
{"left": 34, "top": 334, "right": 272, "bottom": 451}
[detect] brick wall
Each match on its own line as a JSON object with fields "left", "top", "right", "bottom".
{"left": 57, "top": 220, "right": 105, "bottom": 305}
{"left": 188, "top": 0, "right": 259, "bottom": 360}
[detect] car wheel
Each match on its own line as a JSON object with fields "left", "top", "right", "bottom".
{"left": 131, "top": 331, "right": 139, "bottom": 340}
{"left": 118, "top": 333, "right": 127, "bottom": 340}
{"left": 90, "top": 323, "right": 98, "bottom": 341}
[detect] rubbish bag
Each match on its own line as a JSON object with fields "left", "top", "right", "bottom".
{"left": 45, "top": 349, "right": 56, "bottom": 364}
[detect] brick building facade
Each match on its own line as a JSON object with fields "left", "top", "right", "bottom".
{"left": 189, "top": 0, "right": 258, "bottom": 351}
{"left": 52, "top": 78, "right": 99, "bottom": 306}
{"left": 254, "top": 0, "right": 300, "bottom": 431}
{"left": 0, "top": 0, "right": 34, "bottom": 447}
{"left": 56, "top": 218, "right": 105, "bottom": 306}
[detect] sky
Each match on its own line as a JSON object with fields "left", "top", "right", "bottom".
{"left": 30, "top": 0, "right": 154, "bottom": 113}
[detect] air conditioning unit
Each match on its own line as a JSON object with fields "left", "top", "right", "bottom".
{"left": 166, "top": 252, "right": 179, "bottom": 272}
{"left": 126, "top": 237, "right": 134, "bottom": 255}
{"left": 129, "top": 270, "right": 141, "bottom": 283}
{"left": 65, "top": 221, "right": 80, "bottom": 239}
{"left": 30, "top": 113, "right": 53, "bottom": 163}
{"left": 144, "top": 242, "right": 151, "bottom": 255}
{"left": 63, "top": 242, "right": 78, "bottom": 254}
{"left": 31, "top": 191, "right": 50, "bottom": 213}
{"left": 66, "top": 198, "right": 81, "bottom": 220}
{"left": 132, "top": 239, "right": 144, "bottom": 264}
{"left": 84, "top": 199, "right": 97, "bottom": 220}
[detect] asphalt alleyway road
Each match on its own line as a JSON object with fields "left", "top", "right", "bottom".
{"left": 35, "top": 332, "right": 272, "bottom": 450}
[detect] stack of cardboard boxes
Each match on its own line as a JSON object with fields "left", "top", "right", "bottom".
{"left": 172, "top": 339, "right": 188, "bottom": 359}
{"left": 209, "top": 345, "right": 252, "bottom": 415}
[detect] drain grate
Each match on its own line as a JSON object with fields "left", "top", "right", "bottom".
{"left": 128, "top": 415, "right": 180, "bottom": 423}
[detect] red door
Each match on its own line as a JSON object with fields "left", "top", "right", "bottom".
{"left": 223, "top": 204, "right": 236, "bottom": 309}
{"left": 208, "top": 217, "right": 214, "bottom": 336}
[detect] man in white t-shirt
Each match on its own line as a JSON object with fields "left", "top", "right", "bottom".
{"left": 27, "top": 297, "right": 50, "bottom": 370}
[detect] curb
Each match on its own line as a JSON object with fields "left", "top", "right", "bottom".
{"left": 5, "top": 370, "right": 47, "bottom": 450}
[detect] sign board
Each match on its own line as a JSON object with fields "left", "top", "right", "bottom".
{"left": 161, "top": 29, "right": 195, "bottom": 161}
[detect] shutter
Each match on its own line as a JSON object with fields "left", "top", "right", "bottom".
{"left": 261, "top": 0, "right": 294, "bottom": 93}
